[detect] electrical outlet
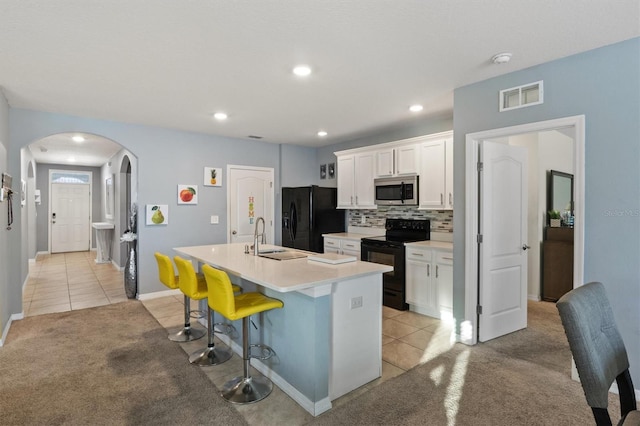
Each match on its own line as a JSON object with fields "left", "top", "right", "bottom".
{"left": 350, "top": 296, "right": 363, "bottom": 310}
{"left": 360, "top": 216, "right": 366, "bottom": 224}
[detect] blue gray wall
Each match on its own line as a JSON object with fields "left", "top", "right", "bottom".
{"left": 453, "top": 37, "right": 640, "bottom": 383}
{"left": 9, "top": 109, "right": 284, "bottom": 299}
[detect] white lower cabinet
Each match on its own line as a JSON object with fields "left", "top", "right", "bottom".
{"left": 324, "top": 237, "right": 361, "bottom": 258}
{"left": 405, "top": 245, "right": 453, "bottom": 319}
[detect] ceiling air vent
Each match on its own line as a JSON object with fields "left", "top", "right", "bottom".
{"left": 248, "top": 135, "right": 263, "bottom": 139}
{"left": 499, "top": 80, "right": 543, "bottom": 112}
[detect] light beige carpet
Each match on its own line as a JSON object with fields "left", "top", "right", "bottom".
{"left": 0, "top": 301, "right": 247, "bottom": 426}
{"left": 309, "top": 301, "right": 625, "bottom": 426}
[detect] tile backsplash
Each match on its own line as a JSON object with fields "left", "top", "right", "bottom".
{"left": 348, "top": 207, "right": 453, "bottom": 232}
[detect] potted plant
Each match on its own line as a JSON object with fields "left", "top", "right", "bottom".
{"left": 548, "top": 210, "right": 562, "bottom": 227}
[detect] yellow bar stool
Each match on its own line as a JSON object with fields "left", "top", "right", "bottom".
{"left": 174, "top": 256, "right": 238, "bottom": 366}
{"left": 154, "top": 252, "right": 205, "bottom": 342}
{"left": 202, "top": 264, "right": 284, "bottom": 404}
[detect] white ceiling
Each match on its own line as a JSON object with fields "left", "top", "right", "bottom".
{"left": 1, "top": 1, "right": 638, "bottom": 166}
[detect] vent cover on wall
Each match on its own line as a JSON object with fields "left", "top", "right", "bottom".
{"left": 499, "top": 80, "right": 543, "bottom": 112}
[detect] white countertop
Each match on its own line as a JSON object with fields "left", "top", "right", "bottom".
{"left": 405, "top": 240, "right": 453, "bottom": 250}
{"left": 322, "top": 232, "right": 383, "bottom": 241}
{"left": 174, "top": 243, "right": 392, "bottom": 294}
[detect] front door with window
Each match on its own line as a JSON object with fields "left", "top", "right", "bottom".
{"left": 51, "top": 182, "right": 90, "bottom": 253}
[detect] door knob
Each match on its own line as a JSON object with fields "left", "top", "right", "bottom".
{"left": 522, "top": 244, "right": 530, "bottom": 250}
{"left": 232, "top": 230, "right": 237, "bottom": 235}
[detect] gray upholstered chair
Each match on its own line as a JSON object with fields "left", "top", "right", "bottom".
{"left": 557, "top": 281, "right": 639, "bottom": 425}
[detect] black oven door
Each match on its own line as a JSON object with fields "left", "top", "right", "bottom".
{"left": 360, "top": 241, "right": 405, "bottom": 292}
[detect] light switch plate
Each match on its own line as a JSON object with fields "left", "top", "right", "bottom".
{"left": 210, "top": 215, "right": 219, "bottom": 224}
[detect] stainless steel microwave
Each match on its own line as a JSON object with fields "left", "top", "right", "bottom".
{"left": 374, "top": 175, "right": 418, "bottom": 206}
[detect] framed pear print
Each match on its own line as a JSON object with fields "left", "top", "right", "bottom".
{"left": 204, "top": 167, "right": 222, "bottom": 187}
{"left": 146, "top": 204, "right": 168, "bottom": 225}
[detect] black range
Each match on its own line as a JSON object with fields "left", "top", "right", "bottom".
{"left": 361, "top": 218, "right": 430, "bottom": 310}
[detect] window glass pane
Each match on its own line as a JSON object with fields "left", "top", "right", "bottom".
{"left": 522, "top": 85, "right": 540, "bottom": 104}
{"left": 51, "top": 172, "right": 90, "bottom": 184}
{"left": 503, "top": 89, "right": 520, "bottom": 109}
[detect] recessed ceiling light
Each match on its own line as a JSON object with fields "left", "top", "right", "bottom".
{"left": 317, "top": 131, "right": 328, "bottom": 137}
{"left": 293, "top": 65, "right": 312, "bottom": 77}
{"left": 491, "top": 52, "right": 512, "bottom": 64}
{"left": 409, "top": 104, "right": 423, "bottom": 112}
{"left": 67, "top": 157, "right": 76, "bottom": 163}
{"left": 72, "top": 135, "right": 85, "bottom": 142}
{"left": 213, "top": 112, "right": 228, "bottom": 120}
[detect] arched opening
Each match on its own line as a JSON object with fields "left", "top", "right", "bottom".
{"left": 20, "top": 132, "right": 138, "bottom": 316}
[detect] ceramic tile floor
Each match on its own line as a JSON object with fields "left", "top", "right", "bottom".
{"left": 24, "top": 254, "right": 454, "bottom": 424}
{"left": 23, "top": 251, "right": 128, "bottom": 317}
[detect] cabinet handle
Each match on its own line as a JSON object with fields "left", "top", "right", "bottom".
{"left": 441, "top": 256, "right": 453, "bottom": 260}
{"left": 440, "top": 193, "right": 444, "bottom": 204}
{"left": 350, "top": 196, "right": 353, "bottom": 205}
{"left": 449, "top": 193, "right": 453, "bottom": 207}
{"left": 436, "top": 265, "right": 439, "bottom": 278}
{"left": 410, "top": 252, "right": 423, "bottom": 257}
{"left": 355, "top": 196, "right": 358, "bottom": 204}
{"left": 427, "top": 264, "right": 430, "bottom": 276}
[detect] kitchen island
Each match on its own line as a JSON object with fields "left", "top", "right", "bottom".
{"left": 174, "top": 243, "right": 392, "bottom": 416}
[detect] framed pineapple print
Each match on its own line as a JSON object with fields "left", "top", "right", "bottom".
{"left": 204, "top": 167, "right": 222, "bottom": 187}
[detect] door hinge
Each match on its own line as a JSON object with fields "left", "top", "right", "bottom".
{"left": 477, "top": 161, "right": 483, "bottom": 172}
{"left": 270, "top": 181, "right": 273, "bottom": 188}
{"left": 477, "top": 234, "right": 483, "bottom": 243}
{"left": 477, "top": 305, "right": 483, "bottom": 315}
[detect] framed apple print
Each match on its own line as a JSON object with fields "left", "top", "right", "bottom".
{"left": 146, "top": 204, "right": 168, "bottom": 225}
{"left": 177, "top": 185, "right": 198, "bottom": 204}
{"left": 204, "top": 167, "right": 222, "bottom": 187}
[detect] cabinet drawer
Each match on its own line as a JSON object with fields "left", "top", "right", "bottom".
{"left": 324, "top": 238, "right": 340, "bottom": 247}
{"left": 435, "top": 251, "right": 453, "bottom": 265}
{"left": 406, "top": 248, "right": 432, "bottom": 262}
{"left": 342, "top": 241, "right": 360, "bottom": 252}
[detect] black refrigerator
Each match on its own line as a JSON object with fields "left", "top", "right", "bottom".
{"left": 282, "top": 186, "right": 345, "bottom": 253}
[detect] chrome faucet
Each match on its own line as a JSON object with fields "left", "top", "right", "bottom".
{"left": 253, "top": 217, "right": 266, "bottom": 255}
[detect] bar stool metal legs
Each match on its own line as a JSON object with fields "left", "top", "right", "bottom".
{"left": 220, "top": 316, "right": 274, "bottom": 404}
{"left": 168, "top": 295, "right": 206, "bottom": 342}
{"left": 189, "top": 306, "right": 232, "bottom": 366}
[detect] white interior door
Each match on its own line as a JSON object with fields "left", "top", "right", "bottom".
{"left": 227, "top": 165, "right": 274, "bottom": 244}
{"left": 479, "top": 141, "right": 528, "bottom": 342}
{"left": 51, "top": 183, "right": 90, "bottom": 253}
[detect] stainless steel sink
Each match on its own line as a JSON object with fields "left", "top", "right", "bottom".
{"left": 258, "top": 248, "right": 286, "bottom": 254}
{"left": 258, "top": 251, "right": 308, "bottom": 261}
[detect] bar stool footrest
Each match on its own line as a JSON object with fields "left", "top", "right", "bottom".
{"left": 189, "top": 309, "right": 206, "bottom": 319}
{"left": 249, "top": 344, "right": 276, "bottom": 361}
{"left": 213, "top": 322, "right": 236, "bottom": 336}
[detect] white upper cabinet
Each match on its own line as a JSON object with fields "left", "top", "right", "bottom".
{"left": 375, "top": 144, "right": 418, "bottom": 177}
{"left": 419, "top": 140, "right": 446, "bottom": 209}
{"left": 336, "top": 152, "right": 376, "bottom": 209}
{"left": 444, "top": 137, "right": 454, "bottom": 209}
{"left": 418, "top": 131, "right": 453, "bottom": 210}
{"left": 335, "top": 130, "right": 452, "bottom": 210}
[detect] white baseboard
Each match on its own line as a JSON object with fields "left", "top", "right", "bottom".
{"left": 528, "top": 294, "right": 541, "bottom": 301}
{"left": 111, "top": 260, "right": 124, "bottom": 271}
{"left": 137, "top": 288, "right": 181, "bottom": 301}
{"left": 216, "top": 331, "right": 332, "bottom": 417}
{"left": 0, "top": 312, "right": 25, "bottom": 347}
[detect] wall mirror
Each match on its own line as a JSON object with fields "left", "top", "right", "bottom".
{"left": 105, "top": 175, "right": 114, "bottom": 219}
{"left": 547, "top": 170, "right": 573, "bottom": 224}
